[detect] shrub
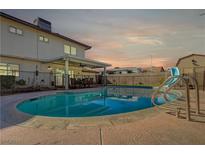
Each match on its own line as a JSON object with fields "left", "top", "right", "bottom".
{"left": 16, "top": 79, "right": 26, "bottom": 85}
{"left": 0, "top": 75, "right": 15, "bottom": 89}
{"left": 159, "top": 77, "right": 165, "bottom": 84}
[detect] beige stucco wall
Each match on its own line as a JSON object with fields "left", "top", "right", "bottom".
{"left": 1, "top": 17, "right": 38, "bottom": 59}
{"left": 0, "top": 16, "right": 87, "bottom": 60}
{"left": 107, "top": 72, "right": 166, "bottom": 86}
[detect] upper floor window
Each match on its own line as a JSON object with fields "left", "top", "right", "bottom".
{"left": 44, "top": 37, "right": 49, "bottom": 42}
{"left": 9, "top": 26, "right": 16, "bottom": 33}
{"left": 64, "top": 45, "right": 70, "bottom": 54}
{"left": 39, "top": 36, "right": 44, "bottom": 41}
{"left": 16, "top": 29, "right": 23, "bottom": 35}
{"left": 64, "top": 45, "right": 77, "bottom": 56}
{"left": 0, "top": 63, "right": 19, "bottom": 77}
{"left": 39, "top": 35, "right": 49, "bottom": 43}
{"left": 9, "top": 26, "right": 23, "bottom": 36}
{"left": 71, "top": 47, "right": 77, "bottom": 56}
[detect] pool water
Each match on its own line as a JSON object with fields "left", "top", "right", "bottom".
{"left": 16, "top": 87, "right": 177, "bottom": 117}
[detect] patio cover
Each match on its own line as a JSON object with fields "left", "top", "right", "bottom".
{"left": 43, "top": 55, "right": 111, "bottom": 68}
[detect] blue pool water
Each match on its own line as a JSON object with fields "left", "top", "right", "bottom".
{"left": 16, "top": 87, "right": 177, "bottom": 117}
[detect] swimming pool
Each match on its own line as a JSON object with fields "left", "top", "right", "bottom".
{"left": 16, "top": 87, "right": 177, "bottom": 117}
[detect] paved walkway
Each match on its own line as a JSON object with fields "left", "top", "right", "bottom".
{"left": 0, "top": 89, "right": 205, "bottom": 144}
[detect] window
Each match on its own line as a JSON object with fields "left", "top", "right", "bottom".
{"left": 9, "top": 26, "right": 23, "bottom": 35}
{"left": 44, "top": 37, "right": 49, "bottom": 42}
{"left": 39, "top": 36, "right": 44, "bottom": 41}
{"left": 0, "top": 63, "right": 8, "bottom": 76}
{"left": 64, "top": 45, "right": 77, "bottom": 56}
{"left": 39, "top": 36, "right": 49, "bottom": 43}
{"left": 71, "top": 47, "right": 77, "bottom": 56}
{"left": 0, "top": 63, "right": 19, "bottom": 77}
{"left": 16, "top": 29, "right": 23, "bottom": 35}
{"left": 64, "top": 45, "right": 70, "bottom": 54}
{"left": 9, "top": 26, "right": 16, "bottom": 33}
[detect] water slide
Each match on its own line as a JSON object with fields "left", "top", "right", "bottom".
{"left": 160, "top": 67, "right": 180, "bottom": 90}
{"left": 152, "top": 67, "right": 182, "bottom": 105}
{"left": 151, "top": 67, "right": 200, "bottom": 121}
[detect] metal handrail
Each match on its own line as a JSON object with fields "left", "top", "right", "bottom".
{"left": 186, "top": 75, "right": 200, "bottom": 114}
{"left": 151, "top": 75, "right": 200, "bottom": 121}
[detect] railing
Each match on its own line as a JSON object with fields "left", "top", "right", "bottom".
{"left": 151, "top": 75, "right": 200, "bottom": 121}
{"left": 68, "top": 74, "right": 104, "bottom": 89}
{"left": 0, "top": 69, "right": 105, "bottom": 95}
{"left": 181, "top": 66, "right": 205, "bottom": 91}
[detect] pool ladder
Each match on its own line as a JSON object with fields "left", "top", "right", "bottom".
{"left": 151, "top": 75, "right": 200, "bottom": 121}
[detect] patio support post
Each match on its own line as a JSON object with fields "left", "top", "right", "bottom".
{"left": 103, "top": 66, "right": 106, "bottom": 86}
{"left": 65, "top": 58, "right": 69, "bottom": 90}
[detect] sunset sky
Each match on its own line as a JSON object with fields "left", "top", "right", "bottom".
{"left": 2, "top": 10, "right": 205, "bottom": 68}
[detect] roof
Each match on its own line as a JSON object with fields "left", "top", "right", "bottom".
{"left": 176, "top": 54, "right": 205, "bottom": 66}
{"left": 0, "top": 12, "right": 91, "bottom": 50}
{"left": 44, "top": 55, "right": 111, "bottom": 68}
{"left": 142, "top": 66, "right": 165, "bottom": 72}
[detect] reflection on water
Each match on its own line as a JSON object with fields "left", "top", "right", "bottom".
{"left": 17, "top": 87, "right": 163, "bottom": 117}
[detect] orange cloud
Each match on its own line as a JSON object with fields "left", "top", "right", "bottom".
{"left": 87, "top": 52, "right": 172, "bottom": 68}
{"left": 97, "top": 42, "right": 123, "bottom": 49}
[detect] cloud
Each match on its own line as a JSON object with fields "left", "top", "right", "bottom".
{"left": 97, "top": 42, "right": 123, "bottom": 49}
{"left": 126, "top": 36, "right": 163, "bottom": 46}
{"left": 80, "top": 36, "right": 123, "bottom": 50}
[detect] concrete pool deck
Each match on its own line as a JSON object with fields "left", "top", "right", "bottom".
{"left": 0, "top": 88, "right": 205, "bottom": 144}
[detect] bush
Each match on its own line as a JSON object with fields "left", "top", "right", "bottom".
{"left": 0, "top": 75, "right": 15, "bottom": 89}
{"left": 16, "top": 79, "right": 26, "bottom": 85}
{"left": 159, "top": 77, "right": 165, "bottom": 84}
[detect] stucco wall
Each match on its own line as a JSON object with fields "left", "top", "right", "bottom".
{"left": 1, "top": 19, "right": 38, "bottom": 59}
{"left": 107, "top": 73, "right": 166, "bottom": 86}
{"left": 0, "top": 17, "right": 87, "bottom": 60}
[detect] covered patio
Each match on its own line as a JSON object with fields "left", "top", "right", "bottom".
{"left": 44, "top": 55, "right": 111, "bottom": 89}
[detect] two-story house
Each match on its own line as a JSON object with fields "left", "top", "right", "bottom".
{"left": 0, "top": 12, "right": 111, "bottom": 89}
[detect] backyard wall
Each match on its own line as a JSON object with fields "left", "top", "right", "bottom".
{"left": 107, "top": 72, "right": 167, "bottom": 86}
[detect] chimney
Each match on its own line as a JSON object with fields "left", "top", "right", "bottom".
{"left": 33, "top": 17, "right": 51, "bottom": 32}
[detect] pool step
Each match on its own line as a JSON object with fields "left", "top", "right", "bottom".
{"left": 83, "top": 106, "right": 110, "bottom": 116}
